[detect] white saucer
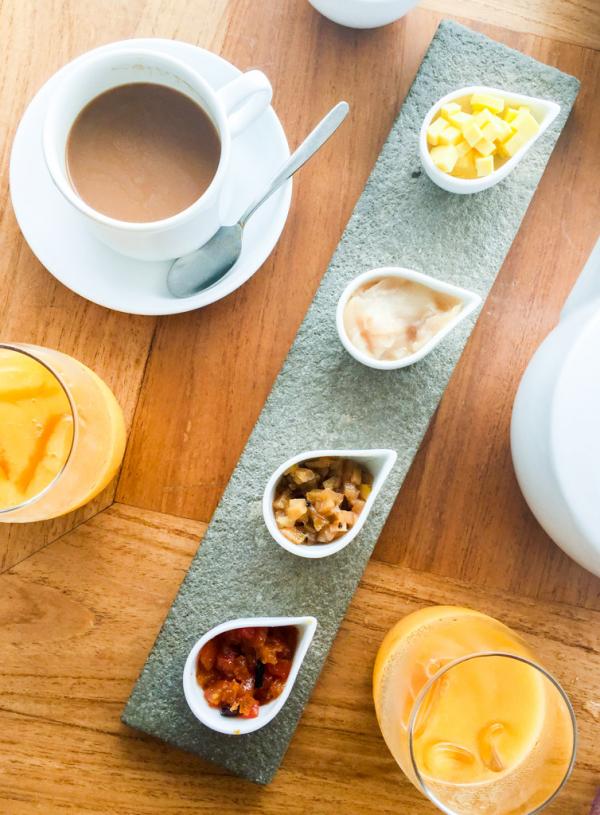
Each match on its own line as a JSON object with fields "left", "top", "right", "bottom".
{"left": 9, "top": 39, "right": 292, "bottom": 316}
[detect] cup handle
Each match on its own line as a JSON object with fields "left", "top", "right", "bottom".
{"left": 217, "top": 70, "right": 272, "bottom": 137}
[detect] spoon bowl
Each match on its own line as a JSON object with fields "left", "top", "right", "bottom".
{"left": 168, "top": 224, "right": 242, "bottom": 294}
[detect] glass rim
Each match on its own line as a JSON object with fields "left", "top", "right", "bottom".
{"left": 0, "top": 342, "right": 77, "bottom": 515}
{"left": 407, "top": 650, "right": 577, "bottom": 815}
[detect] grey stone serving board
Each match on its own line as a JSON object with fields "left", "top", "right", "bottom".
{"left": 123, "top": 20, "right": 579, "bottom": 784}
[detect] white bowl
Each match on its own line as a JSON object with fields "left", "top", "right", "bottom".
{"left": 308, "top": 0, "right": 418, "bottom": 29}
{"left": 419, "top": 85, "right": 560, "bottom": 194}
{"left": 183, "top": 615, "right": 317, "bottom": 735}
{"left": 336, "top": 267, "right": 481, "bottom": 369}
{"left": 263, "top": 448, "right": 397, "bottom": 558}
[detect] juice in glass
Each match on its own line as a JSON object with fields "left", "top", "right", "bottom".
{"left": 373, "top": 606, "right": 576, "bottom": 815}
{"left": 0, "top": 343, "right": 126, "bottom": 522}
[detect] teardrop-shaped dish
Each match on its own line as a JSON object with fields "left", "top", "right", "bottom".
{"left": 419, "top": 85, "right": 560, "bottom": 194}
{"left": 183, "top": 615, "right": 318, "bottom": 735}
{"left": 263, "top": 448, "right": 397, "bottom": 558}
{"left": 337, "top": 267, "right": 481, "bottom": 369}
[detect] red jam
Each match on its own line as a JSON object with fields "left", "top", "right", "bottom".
{"left": 196, "top": 625, "right": 298, "bottom": 719}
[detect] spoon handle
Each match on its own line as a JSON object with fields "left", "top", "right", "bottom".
{"left": 239, "top": 101, "right": 350, "bottom": 227}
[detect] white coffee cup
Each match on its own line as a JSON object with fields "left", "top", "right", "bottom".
{"left": 42, "top": 47, "right": 272, "bottom": 262}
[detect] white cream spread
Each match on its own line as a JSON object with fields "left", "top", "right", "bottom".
{"left": 343, "top": 277, "right": 462, "bottom": 361}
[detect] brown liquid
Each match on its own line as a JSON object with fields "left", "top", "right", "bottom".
{"left": 66, "top": 83, "right": 221, "bottom": 222}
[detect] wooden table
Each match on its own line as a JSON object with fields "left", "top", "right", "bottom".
{"left": 1, "top": 1, "right": 599, "bottom": 812}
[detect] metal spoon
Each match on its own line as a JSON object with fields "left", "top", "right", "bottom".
{"left": 167, "top": 101, "right": 350, "bottom": 298}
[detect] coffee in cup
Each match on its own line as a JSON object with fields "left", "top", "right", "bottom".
{"left": 43, "top": 47, "right": 272, "bottom": 261}
{"left": 66, "top": 83, "right": 221, "bottom": 223}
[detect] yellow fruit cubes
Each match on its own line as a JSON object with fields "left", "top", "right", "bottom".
{"left": 430, "top": 145, "right": 459, "bottom": 173}
{"left": 454, "top": 149, "right": 477, "bottom": 179}
{"left": 479, "top": 116, "right": 510, "bottom": 142}
{"left": 499, "top": 109, "right": 540, "bottom": 158}
{"left": 474, "top": 137, "right": 495, "bottom": 157}
{"left": 470, "top": 92, "right": 504, "bottom": 114}
{"left": 462, "top": 120, "right": 485, "bottom": 148}
{"left": 475, "top": 156, "right": 494, "bottom": 177}
{"left": 513, "top": 108, "right": 540, "bottom": 135}
{"left": 491, "top": 116, "right": 513, "bottom": 143}
{"left": 455, "top": 139, "right": 472, "bottom": 158}
{"left": 427, "top": 117, "right": 449, "bottom": 146}
{"left": 480, "top": 121, "right": 499, "bottom": 142}
{"left": 438, "top": 125, "right": 461, "bottom": 145}
{"left": 426, "top": 92, "right": 542, "bottom": 179}
{"left": 448, "top": 111, "right": 472, "bottom": 128}
{"left": 440, "top": 102, "right": 461, "bottom": 119}
{"left": 473, "top": 108, "right": 494, "bottom": 128}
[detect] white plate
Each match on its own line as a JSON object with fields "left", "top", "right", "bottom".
{"left": 9, "top": 38, "right": 292, "bottom": 316}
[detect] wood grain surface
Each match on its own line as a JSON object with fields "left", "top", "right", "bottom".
{"left": 422, "top": 0, "right": 600, "bottom": 49}
{"left": 0, "top": 0, "right": 599, "bottom": 813}
{"left": 0, "top": 504, "right": 598, "bottom": 814}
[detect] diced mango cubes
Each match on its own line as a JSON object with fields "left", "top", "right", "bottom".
{"left": 462, "top": 120, "right": 484, "bottom": 148}
{"left": 427, "top": 93, "right": 541, "bottom": 179}
{"left": 430, "top": 145, "right": 458, "bottom": 173}
{"left": 470, "top": 93, "right": 504, "bottom": 114}
{"left": 427, "top": 117, "right": 449, "bottom": 146}
{"left": 440, "top": 102, "right": 461, "bottom": 120}
{"left": 438, "top": 125, "right": 461, "bottom": 145}
{"left": 474, "top": 137, "right": 495, "bottom": 157}
{"left": 454, "top": 149, "right": 477, "bottom": 178}
{"left": 473, "top": 108, "right": 494, "bottom": 128}
{"left": 499, "top": 110, "right": 539, "bottom": 157}
{"left": 455, "top": 139, "right": 472, "bottom": 158}
{"left": 480, "top": 121, "right": 499, "bottom": 142}
{"left": 512, "top": 109, "right": 540, "bottom": 135}
{"left": 448, "top": 111, "right": 472, "bottom": 128}
{"left": 475, "top": 156, "right": 495, "bottom": 177}
{"left": 492, "top": 116, "right": 513, "bottom": 142}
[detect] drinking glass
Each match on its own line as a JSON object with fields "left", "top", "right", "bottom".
{"left": 373, "top": 606, "right": 576, "bottom": 815}
{"left": 0, "top": 343, "right": 126, "bottom": 522}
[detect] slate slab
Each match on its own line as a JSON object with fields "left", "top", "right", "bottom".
{"left": 123, "top": 20, "right": 579, "bottom": 784}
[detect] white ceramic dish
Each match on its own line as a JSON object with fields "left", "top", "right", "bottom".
{"left": 419, "top": 85, "right": 560, "bottom": 194}
{"left": 308, "top": 0, "right": 418, "bottom": 29}
{"left": 336, "top": 267, "right": 481, "bottom": 370}
{"left": 183, "top": 615, "right": 317, "bottom": 735}
{"left": 43, "top": 46, "right": 272, "bottom": 262}
{"left": 511, "top": 237, "right": 600, "bottom": 577}
{"left": 9, "top": 38, "right": 292, "bottom": 316}
{"left": 263, "top": 449, "right": 397, "bottom": 558}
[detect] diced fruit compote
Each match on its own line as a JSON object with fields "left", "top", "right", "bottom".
{"left": 196, "top": 625, "right": 297, "bottom": 718}
{"left": 272, "top": 456, "right": 372, "bottom": 545}
{"left": 426, "top": 92, "right": 540, "bottom": 179}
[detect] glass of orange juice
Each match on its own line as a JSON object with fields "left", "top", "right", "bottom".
{"left": 0, "top": 343, "right": 126, "bottom": 523}
{"left": 373, "top": 606, "right": 576, "bottom": 815}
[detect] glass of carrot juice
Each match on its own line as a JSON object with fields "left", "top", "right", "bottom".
{"left": 373, "top": 606, "right": 576, "bottom": 815}
{"left": 0, "top": 343, "right": 126, "bottom": 523}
